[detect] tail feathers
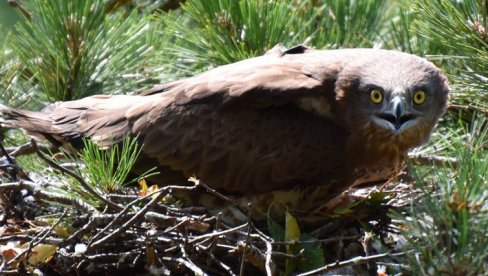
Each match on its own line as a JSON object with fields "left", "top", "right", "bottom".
{"left": 0, "top": 104, "right": 66, "bottom": 147}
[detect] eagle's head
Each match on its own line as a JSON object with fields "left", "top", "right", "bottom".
{"left": 335, "top": 49, "right": 450, "bottom": 151}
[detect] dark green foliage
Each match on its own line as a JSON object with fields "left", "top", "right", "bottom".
{"left": 9, "top": 0, "right": 156, "bottom": 102}
{"left": 412, "top": 0, "right": 488, "bottom": 110}
{"left": 382, "top": 3, "right": 447, "bottom": 55}
{"left": 156, "top": 0, "right": 389, "bottom": 75}
{"left": 157, "top": 0, "right": 308, "bottom": 74}
{"left": 396, "top": 117, "right": 488, "bottom": 275}
{"left": 0, "top": 37, "right": 35, "bottom": 108}
{"left": 51, "top": 136, "right": 148, "bottom": 208}
{"left": 302, "top": 0, "right": 389, "bottom": 48}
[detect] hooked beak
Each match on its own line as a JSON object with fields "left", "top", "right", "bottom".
{"left": 375, "top": 96, "right": 416, "bottom": 132}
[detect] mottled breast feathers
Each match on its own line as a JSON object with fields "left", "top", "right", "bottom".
{"left": 0, "top": 46, "right": 449, "bottom": 196}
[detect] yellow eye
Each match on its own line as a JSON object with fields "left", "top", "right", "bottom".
{"left": 370, "top": 89, "right": 383, "bottom": 104}
{"left": 413, "top": 90, "right": 426, "bottom": 105}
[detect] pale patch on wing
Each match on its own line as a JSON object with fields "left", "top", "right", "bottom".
{"left": 297, "top": 96, "right": 332, "bottom": 119}
{"left": 351, "top": 165, "right": 398, "bottom": 187}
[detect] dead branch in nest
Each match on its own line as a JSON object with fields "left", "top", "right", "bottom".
{"left": 5, "top": 209, "right": 67, "bottom": 268}
{"left": 87, "top": 186, "right": 169, "bottom": 251}
{"left": 2, "top": 141, "right": 53, "bottom": 158}
{"left": 297, "top": 251, "right": 409, "bottom": 276}
{"left": 0, "top": 180, "right": 98, "bottom": 213}
{"left": 0, "top": 234, "right": 62, "bottom": 244}
{"left": 408, "top": 152, "right": 458, "bottom": 167}
{"left": 448, "top": 103, "right": 488, "bottom": 117}
{"left": 145, "top": 211, "right": 211, "bottom": 232}
{"left": 239, "top": 203, "right": 253, "bottom": 276}
{"left": 271, "top": 235, "right": 360, "bottom": 246}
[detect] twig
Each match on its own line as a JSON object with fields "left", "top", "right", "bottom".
{"left": 231, "top": 241, "right": 275, "bottom": 273}
{"left": 264, "top": 239, "right": 273, "bottom": 276}
{"left": 297, "top": 251, "right": 408, "bottom": 276}
{"left": 362, "top": 231, "right": 374, "bottom": 271}
{"left": 240, "top": 203, "right": 252, "bottom": 276}
{"left": 88, "top": 183, "right": 197, "bottom": 250}
{"left": 271, "top": 235, "right": 360, "bottom": 245}
{"left": 0, "top": 190, "right": 22, "bottom": 217}
{"left": 190, "top": 177, "right": 237, "bottom": 205}
{"left": 87, "top": 185, "right": 170, "bottom": 250}
{"left": 188, "top": 223, "right": 248, "bottom": 244}
{"left": 0, "top": 234, "right": 62, "bottom": 244}
{"left": 270, "top": 251, "right": 304, "bottom": 260}
{"left": 31, "top": 139, "right": 123, "bottom": 211}
{"left": 64, "top": 213, "right": 132, "bottom": 245}
{"left": 84, "top": 249, "right": 141, "bottom": 262}
{"left": 249, "top": 230, "right": 276, "bottom": 276}
{"left": 199, "top": 245, "right": 236, "bottom": 276}
{"left": 0, "top": 140, "right": 15, "bottom": 166}
{"left": 407, "top": 153, "right": 457, "bottom": 167}
{"left": 179, "top": 240, "right": 201, "bottom": 275}
{"left": 448, "top": 104, "right": 488, "bottom": 116}
{"left": 208, "top": 212, "right": 221, "bottom": 257}
{"left": 146, "top": 212, "right": 211, "bottom": 233}
{"left": 162, "top": 256, "right": 206, "bottom": 276}
{"left": 75, "top": 249, "right": 142, "bottom": 271}
{"left": 376, "top": 261, "right": 410, "bottom": 270}
{"left": 0, "top": 140, "right": 20, "bottom": 181}
{"left": 6, "top": 209, "right": 68, "bottom": 268}
{"left": 0, "top": 181, "right": 98, "bottom": 213}
{"left": 5, "top": 142, "right": 53, "bottom": 157}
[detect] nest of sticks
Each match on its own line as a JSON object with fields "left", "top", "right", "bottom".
{"left": 0, "top": 139, "right": 426, "bottom": 275}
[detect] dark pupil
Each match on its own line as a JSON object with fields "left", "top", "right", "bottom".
{"left": 374, "top": 93, "right": 380, "bottom": 99}
{"left": 416, "top": 94, "right": 421, "bottom": 100}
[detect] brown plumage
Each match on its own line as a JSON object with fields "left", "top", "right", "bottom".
{"left": 0, "top": 45, "right": 449, "bottom": 198}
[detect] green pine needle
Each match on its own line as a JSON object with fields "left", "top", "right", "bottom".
{"left": 395, "top": 115, "right": 488, "bottom": 275}
{"left": 9, "top": 0, "right": 156, "bottom": 102}
{"left": 412, "top": 0, "right": 488, "bottom": 110}
{"left": 49, "top": 135, "right": 153, "bottom": 208}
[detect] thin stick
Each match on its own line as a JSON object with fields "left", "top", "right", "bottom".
{"left": 0, "top": 181, "right": 98, "bottom": 213}
{"left": 162, "top": 256, "right": 206, "bottom": 276}
{"left": 6, "top": 142, "right": 53, "bottom": 157}
{"left": 271, "top": 235, "right": 359, "bottom": 245}
{"left": 264, "top": 239, "right": 273, "bottom": 276}
{"left": 188, "top": 223, "right": 248, "bottom": 244}
{"left": 6, "top": 209, "right": 68, "bottom": 267}
{"left": 87, "top": 185, "right": 170, "bottom": 250}
{"left": 190, "top": 177, "right": 236, "bottom": 205}
{"left": 448, "top": 103, "right": 488, "bottom": 116}
{"left": 239, "top": 203, "right": 252, "bottom": 276}
{"left": 199, "top": 246, "right": 236, "bottom": 276}
{"left": 297, "top": 251, "right": 408, "bottom": 276}
{"left": 0, "top": 140, "right": 19, "bottom": 181}
{"left": 0, "top": 140, "right": 15, "bottom": 165}
{"left": 408, "top": 153, "right": 457, "bottom": 167}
